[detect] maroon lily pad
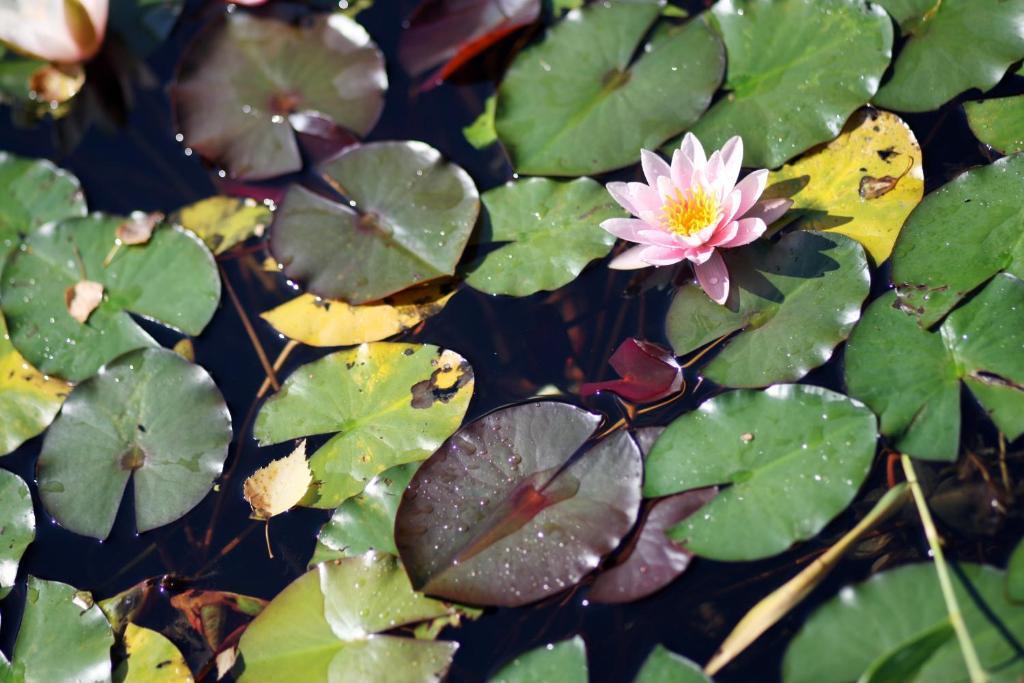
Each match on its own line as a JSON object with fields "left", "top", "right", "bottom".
{"left": 395, "top": 401, "right": 642, "bottom": 607}
{"left": 580, "top": 338, "right": 683, "bottom": 404}
{"left": 588, "top": 486, "right": 717, "bottom": 604}
{"left": 399, "top": 0, "right": 540, "bottom": 88}
{"left": 173, "top": 11, "right": 386, "bottom": 181}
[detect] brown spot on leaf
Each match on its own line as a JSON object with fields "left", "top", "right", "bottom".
{"left": 65, "top": 280, "right": 104, "bottom": 323}
{"left": 117, "top": 211, "right": 163, "bottom": 245}
{"left": 120, "top": 447, "right": 145, "bottom": 471}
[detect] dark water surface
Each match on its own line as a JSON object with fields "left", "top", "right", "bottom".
{"left": 1, "top": 2, "right": 1021, "bottom": 681}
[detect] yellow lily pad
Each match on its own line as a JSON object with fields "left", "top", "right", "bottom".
{"left": 243, "top": 440, "right": 313, "bottom": 520}
{"left": 260, "top": 281, "right": 456, "bottom": 348}
{"left": 116, "top": 623, "right": 194, "bottom": 683}
{"left": 766, "top": 108, "right": 924, "bottom": 263}
{"left": 173, "top": 196, "right": 271, "bottom": 255}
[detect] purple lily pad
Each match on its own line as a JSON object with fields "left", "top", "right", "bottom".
{"left": 173, "top": 11, "right": 386, "bottom": 180}
{"left": 580, "top": 338, "right": 683, "bottom": 404}
{"left": 394, "top": 401, "right": 642, "bottom": 607}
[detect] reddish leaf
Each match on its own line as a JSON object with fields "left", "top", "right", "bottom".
{"left": 399, "top": 0, "right": 541, "bottom": 87}
{"left": 588, "top": 486, "right": 717, "bottom": 604}
{"left": 170, "top": 589, "right": 268, "bottom": 650}
{"left": 580, "top": 338, "right": 683, "bottom": 404}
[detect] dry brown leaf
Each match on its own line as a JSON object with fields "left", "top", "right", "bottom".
{"left": 116, "top": 211, "right": 164, "bottom": 245}
{"left": 64, "top": 280, "right": 104, "bottom": 324}
{"left": 243, "top": 440, "right": 313, "bottom": 520}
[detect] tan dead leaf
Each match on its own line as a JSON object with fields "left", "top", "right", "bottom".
{"left": 65, "top": 280, "right": 104, "bottom": 323}
{"left": 28, "top": 63, "right": 85, "bottom": 105}
{"left": 243, "top": 440, "right": 313, "bottom": 520}
{"left": 215, "top": 648, "right": 237, "bottom": 680}
{"left": 117, "top": 211, "right": 164, "bottom": 245}
{"left": 173, "top": 338, "right": 196, "bottom": 362}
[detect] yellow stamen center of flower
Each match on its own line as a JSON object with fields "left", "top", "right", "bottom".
{"left": 661, "top": 186, "right": 718, "bottom": 236}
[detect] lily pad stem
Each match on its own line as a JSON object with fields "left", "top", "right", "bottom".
{"left": 900, "top": 453, "right": 988, "bottom": 683}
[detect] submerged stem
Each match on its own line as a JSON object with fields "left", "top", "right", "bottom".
{"left": 900, "top": 454, "right": 988, "bottom": 683}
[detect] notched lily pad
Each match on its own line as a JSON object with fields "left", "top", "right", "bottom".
{"left": 0, "top": 470, "right": 34, "bottom": 599}
{"left": 964, "top": 95, "right": 1024, "bottom": 155}
{"left": 173, "top": 11, "right": 386, "bottom": 180}
{"left": 270, "top": 141, "right": 479, "bottom": 303}
{"left": 38, "top": 347, "right": 232, "bottom": 539}
{"left": 254, "top": 342, "right": 473, "bottom": 508}
{"left": 2, "top": 214, "right": 221, "bottom": 383}
{"left": 395, "top": 401, "right": 642, "bottom": 607}
{"left": 489, "top": 636, "right": 587, "bottom": 683}
{"left": 666, "top": 231, "right": 869, "bottom": 388}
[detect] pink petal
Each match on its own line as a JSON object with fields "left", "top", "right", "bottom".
{"left": 708, "top": 220, "right": 740, "bottom": 247}
{"left": 718, "top": 190, "right": 742, "bottom": 226}
{"left": 703, "top": 150, "right": 723, "bottom": 188}
{"left": 609, "top": 245, "right": 651, "bottom": 270}
{"left": 679, "top": 132, "right": 707, "bottom": 170}
{"left": 627, "top": 182, "right": 663, "bottom": 214}
{"left": 684, "top": 245, "right": 715, "bottom": 265}
{"left": 606, "top": 182, "right": 639, "bottom": 215}
{"left": 638, "top": 245, "right": 687, "bottom": 266}
{"left": 717, "top": 217, "right": 767, "bottom": 249}
{"left": 671, "top": 148, "right": 695, "bottom": 190}
{"left": 656, "top": 174, "right": 676, "bottom": 202}
{"left": 717, "top": 136, "right": 744, "bottom": 198}
{"left": 744, "top": 198, "right": 793, "bottom": 226}
{"left": 694, "top": 250, "right": 730, "bottom": 305}
{"left": 732, "top": 169, "right": 767, "bottom": 217}
{"left": 637, "top": 229, "right": 681, "bottom": 248}
{"left": 641, "top": 149, "right": 671, "bottom": 187}
{"left": 601, "top": 218, "right": 650, "bottom": 242}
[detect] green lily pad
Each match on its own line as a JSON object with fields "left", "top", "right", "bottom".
{"left": 489, "top": 636, "right": 587, "bottom": 683}
{"left": 173, "top": 11, "right": 386, "bottom": 180}
{"left": 310, "top": 463, "right": 417, "bottom": 566}
{"left": 891, "top": 154, "right": 1024, "bottom": 326}
{"left": 634, "top": 646, "right": 711, "bottom": 683}
{"left": 845, "top": 275, "right": 1024, "bottom": 461}
{"left": 395, "top": 402, "right": 642, "bottom": 607}
{"left": 38, "top": 347, "right": 232, "bottom": 539}
{"left": 114, "top": 623, "right": 193, "bottom": 683}
{"left": 270, "top": 141, "right": 479, "bottom": 303}
{"left": 873, "top": 0, "right": 1024, "bottom": 113}
{"left": 465, "top": 178, "right": 621, "bottom": 296}
{"left": 2, "top": 214, "right": 220, "bottom": 383}
{"left": 644, "top": 384, "right": 877, "bottom": 561}
{"left": 783, "top": 563, "right": 1024, "bottom": 682}
{"left": 254, "top": 343, "right": 474, "bottom": 509}
{"left": 0, "top": 470, "right": 33, "bottom": 599}
{"left": 0, "top": 153, "right": 84, "bottom": 454}
{"left": 875, "top": 0, "right": 938, "bottom": 31}
{"left": 1009, "top": 537, "right": 1024, "bottom": 602}
{"left": 494, "top": 3, "right": 724, "bottom": 176}
{"left": 684, "top": 0, "right": 892, "bottom": 169}
{"left": 237, "top": 552, "right": 459, "bottom": 683}
{"left": 665, "top": 231, "right": 870, "bottom": 388}
{"left": 0, "top": 577, "right": 114, "bottom": 682}
{"left": 964, "top": 95, "right": 1024, "bottom": 155}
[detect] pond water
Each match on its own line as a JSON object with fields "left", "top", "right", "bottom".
{"left": 1, "top": 1, "right": 1022, "bottom": 681}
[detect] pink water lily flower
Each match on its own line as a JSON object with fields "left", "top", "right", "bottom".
{"left": 0, "top": 0, "right": 108, "bottom": 64}
{"left": 602, "top": 134, "right": 791, "bottom": 305}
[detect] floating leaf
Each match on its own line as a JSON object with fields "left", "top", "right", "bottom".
{"left": 634, "top": 646, "right": 711, "bottom": 683}
{"left": 243, "top": 440, "right": 313, "bottom": 520}
{"left": 644, "top": 385, "right": 877, "bottom": 561}
{"left": 270, "top": 141, "right": 479, "bottom": 303}
{"left": 891, "top": 154, "right": 1024, "bottom": 326}
{"left": 489, "top": 636, "right": 587, "bottom": 683}
{"left": 845, "top": 275, "right": 1024, "bottom": 462}
{"left": 766, "top": 108, "right": 924, "bottom": 263}
{"left": 260, "top": 281, "right": 456, "bottom": 348}
{"left": 495, "top": 3, "right": 724, "bottom": 175}
{"left": 464, "top": 94, "right": 498, "bottom": 149}
{"left": 255, "top": 343, "right": 473, "bottom": 508}
{"left": 782, "top": 563, "right": 1024, "bottom": 682}
{"left": 395, "top": 402, "right": 642, "bottom": 606}
{"left": 466, "top": 177, "right": 620, "bottom": 296}
{"left": 399, "top": 0, "right": 540, "bottom": 84}
{"left": 171, "top": 195, "right": 272, "bottom": 255}
{"left": 237, "top": 552, "right": 459, "bottom": 683}
{"left": 0, "top": 470, "right": 33, "bottom": 599}
{"left": 964, "top": 95, "right": 1024, "bottom": 155}
{"left": 38, "top": 347, "right": 232, "bottom": 539}
{"left": 873, "top": 0, "right": 1024, "bottom": 113}
{"left": 170, "top": 590, "right": 267, "bottom": 650}
{"left": 1009, "top": 538, "right": 1024, "bottom": 602}
{"left": 2, "top": 215, "right": 220, "bottom": 382}
{"left": 665, "top": 231, "right": 869, "bottom": 388}
{"left": 0, "top": 577, "right": 114, "bottom": 682}
{"left": 311, "top": 463, "right": 417, "bottom": 566}
{"left": 588, "top": 486, "right": 716, "bottom": 604}
{"left": 683, "top": 0, "right": 892, "bottom": 168}
{"left": 580, "top": 338, "right": 683, "bottom": 405}
{"left": 173, "top": 11, "right": 386, "bottom": 180}
{"left": 115, "top": 623, "right": 194, "bottom": 683}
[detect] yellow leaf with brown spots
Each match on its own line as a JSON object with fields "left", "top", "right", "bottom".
{"left": 173, "top": 196, "right": 271, "bottom": 255}
{"left": 766, "top": 108, "right": 924, "bottom": 263}
{"left": 260, "top": 281, "right": 457, "bottom": 348}
{"left": 243, "top": 440, "right": 313, "bottom": 520}
{"left": 116, "top": 623, "right": 194, "bottom": 683}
